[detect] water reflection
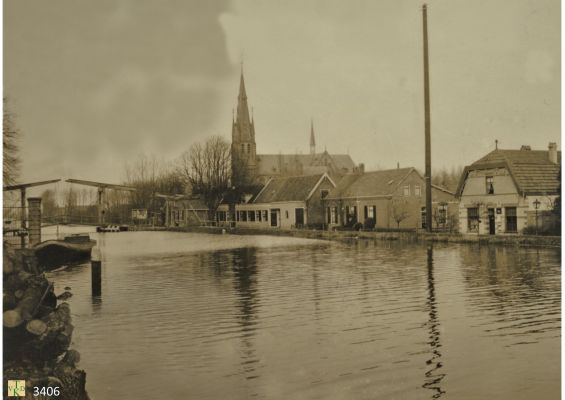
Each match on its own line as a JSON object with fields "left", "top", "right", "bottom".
{"left": 231, "top": 248, "right": 260, "bottom": 380}
{"left": 422, "top": 246, "right": 446, "bottom": 398}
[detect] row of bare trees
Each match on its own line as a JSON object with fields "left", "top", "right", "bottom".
{"left": 121, "top": 136, "right": 250, "bottom": 221}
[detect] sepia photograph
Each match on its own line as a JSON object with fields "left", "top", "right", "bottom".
{"left": 3, "top": 0, "right": 561, "bottom": 399}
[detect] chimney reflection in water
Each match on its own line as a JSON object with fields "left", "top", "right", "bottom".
{"left": 422, "top": 246, "right": 446, "bottom": 398}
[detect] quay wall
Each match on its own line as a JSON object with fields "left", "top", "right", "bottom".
{"left": 162, "top": 226, "right": 561, "bottom": 248}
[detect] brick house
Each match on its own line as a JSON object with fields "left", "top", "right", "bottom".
{"left": 456, "top": 143, "right": 560, "bottom": 235}
{"left": 228, "top": 173, "right": 336, "bottom": 229}
{"left": 324, "top": 167, "right": 457, "bottom": 230}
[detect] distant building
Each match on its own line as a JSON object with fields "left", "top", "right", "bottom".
{"left": 324, "top": 167, "right": 457, "bottom": 230}
{"left": 218, "top": 173, "right": 336, "bottom": 229}
{"left": 164, "top": 196, "right": 209, "bottom": 228}
{"left": 456, "top": 143, "right": 561, "bottom": 235}
{"left": 231, "top": 71, "right": 356, "bottom": 185}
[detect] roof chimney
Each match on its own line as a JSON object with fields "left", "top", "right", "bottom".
{"left": 548, "top": 142, "right": 557, "bottom": 164}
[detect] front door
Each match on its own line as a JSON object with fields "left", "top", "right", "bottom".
{"left": 488, "top": 208, "right": 495, "bottom": 234}
{"left": 295, "top": 208, "right": 304, "bottom": 227}
{"left": 270, "top": 209, "right": 279, "bottom": 227}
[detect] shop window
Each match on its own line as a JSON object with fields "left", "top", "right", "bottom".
{"left": 467, "top": 207, "right": 479, "bottom": 232}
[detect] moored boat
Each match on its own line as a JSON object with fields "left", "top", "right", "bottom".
{"left": 34, "top": 234, "right": 96, "bottom": 270}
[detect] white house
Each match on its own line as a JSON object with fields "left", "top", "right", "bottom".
{"left": 456, "top": 143, "right": 560, "bottom": 235}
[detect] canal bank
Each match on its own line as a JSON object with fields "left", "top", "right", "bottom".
{"left": 3, "top": 245, "right": 89, "bottom": 400}
{"left": 166, "top": 226, "right": 561, "bottom": 248}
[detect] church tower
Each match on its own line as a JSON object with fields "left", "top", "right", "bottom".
{"left": 232, "top": 70, "right": 257, "bottom": 181}
{"left": 310, "top": 119, "right": 316, "bottom": 156}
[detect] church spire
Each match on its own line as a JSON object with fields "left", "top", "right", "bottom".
{"left": 309, "top": 119, "right": 316, "bottom": 156}
{"left": 236, "top": 69, "right": 251, "bottom": 132}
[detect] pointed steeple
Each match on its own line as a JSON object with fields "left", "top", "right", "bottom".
{"left": 231, "top": 67, "right": 257, "bottom": 180}
{"left": 309, "top": 119, "right": 316, "bottom": 156}
{"left": 236, "top": 69, "right": 252, "bottom": 133}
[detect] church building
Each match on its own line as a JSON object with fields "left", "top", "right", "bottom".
{"left": 231, "top": 71, "right": 356, "bottom": 184}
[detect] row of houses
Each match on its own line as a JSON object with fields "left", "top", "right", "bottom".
{"left": 164, "top": 143, "right": 560, "bottom": 235}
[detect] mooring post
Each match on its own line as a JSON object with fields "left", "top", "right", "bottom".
{"left": 91, "top": 246, "right": 102, "bottom": 296}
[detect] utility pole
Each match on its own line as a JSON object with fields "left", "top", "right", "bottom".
{"left": 423, "top": 3, "right": 433, "bottom": 233}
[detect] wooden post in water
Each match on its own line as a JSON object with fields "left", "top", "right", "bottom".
{"left": 422, "top": 3, "right": 433, "bottom": 233}
{"left": 91, "top": 246, "right": 102, "bottom": 297}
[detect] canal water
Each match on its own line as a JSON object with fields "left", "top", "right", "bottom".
{"left": 45, "top": 229, "right": 560, "bottom": 400}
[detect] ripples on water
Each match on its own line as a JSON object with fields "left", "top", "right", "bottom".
{"left": 45, "top": 230, "right": 560, "bottom": 400}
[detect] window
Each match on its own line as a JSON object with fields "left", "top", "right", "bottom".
{"left": 414, "top": 185, "right": 421, "bottom": 197}
{"left": 216, "top": 211, "right": 227, "bottom": 221}
{"left": 467, "top": 207, "right": 479, "bottom": 232}
{"left": 262, "top": 210, "right": 268, "bottom": 221}
{"left": 421, "top": 207, "right": 426, "bottom": 229}
{"left": 256, "top": 210, "right": 262, "bottom": 222}
{"left": 505, "top": 207, "right": 517, "bottom": 233}
{"left": 248, "top": 211, "right": 255, "bottom": 222}
{"left": 240, "top": 211, "right": 247, "bottom": 222}
{"left": 486, "top": 176, "right": 494, "bottom": 194}
{"left": 328, "top": 207, "right": 338, "bottom": 224}
{"left": 367, "top": 206, "right": 375, "bottom": 219}
{"left": 321, "top": 189, "right": 329, "bottom": 199}
{"left": 285, "top": 210, "right": 289, "bottom": 219}
{"left": 403, "top": 185, "right": 410, "bottom": 196}
{"left": 236, "top": 211, "right": 240, "bottom": 222}
{"left": 437, "top": 203, "right": 447, "bottom": 225}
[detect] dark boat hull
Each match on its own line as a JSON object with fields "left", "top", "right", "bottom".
{"left": 34, "top": 239, "right": 96, "bottom": 270}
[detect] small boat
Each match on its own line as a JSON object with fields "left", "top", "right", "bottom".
{"left": 96, "top": 224, "right": 129, "bottom": 232}
{"left": 34, "top": 234, "right": 96, "bottom": 270}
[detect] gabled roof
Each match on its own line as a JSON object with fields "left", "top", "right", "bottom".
{"left": 326, "top": 168, "right": 415, "bottom": 199}
{"left": 456, "top": 148, "right": 561, "bottom": 197}
{"left": 253, "top": 173, "right": 335, "bottom": 203}
{"left": 256, "top": 152, "right": 355, "bottom": 176}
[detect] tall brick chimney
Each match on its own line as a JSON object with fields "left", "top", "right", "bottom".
{"left": 548, "top": 142, "right": 557, "bottom": 164}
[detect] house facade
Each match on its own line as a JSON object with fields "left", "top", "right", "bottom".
{"left": 324, "top": 167, "right": 457, "bottom": 231}
{"left": 456, "top": 143, "right": 560, "bottom": 235}
{"left": 221, "top": 173, "right": 336, "bottom": 229}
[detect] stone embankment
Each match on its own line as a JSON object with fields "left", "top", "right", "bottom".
{"left": 171, "top": 226, "right": 561, "bottom": 248}
{"left": 3, "top": 245, "right": 89, "bottom": 400}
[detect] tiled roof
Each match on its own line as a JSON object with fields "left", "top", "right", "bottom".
{"left": 326, "top": 168, "right": 415, "bottom": 199}
{"left": 460, "top": 148, "right": 561, "bottom": 196}
{"left": 253, "top": 174, "right": 330, "bottom": 203}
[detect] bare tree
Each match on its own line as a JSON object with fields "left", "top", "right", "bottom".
{"left": 177, "top": 136, "right": 231, "bottom": 219}
{"left": 3, "top": 97, "right": 21, "bottom": 186}
{"left": 391, "top": 199, "right": 410, "bottom": 228}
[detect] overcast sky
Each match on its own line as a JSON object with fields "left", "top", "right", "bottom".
{"left": 4, "top": 0, "right": 560, "bottom": 185}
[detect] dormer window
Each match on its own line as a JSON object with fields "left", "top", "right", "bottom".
{"left": 486, "top": 176, "right": 494, "bottom": 194}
